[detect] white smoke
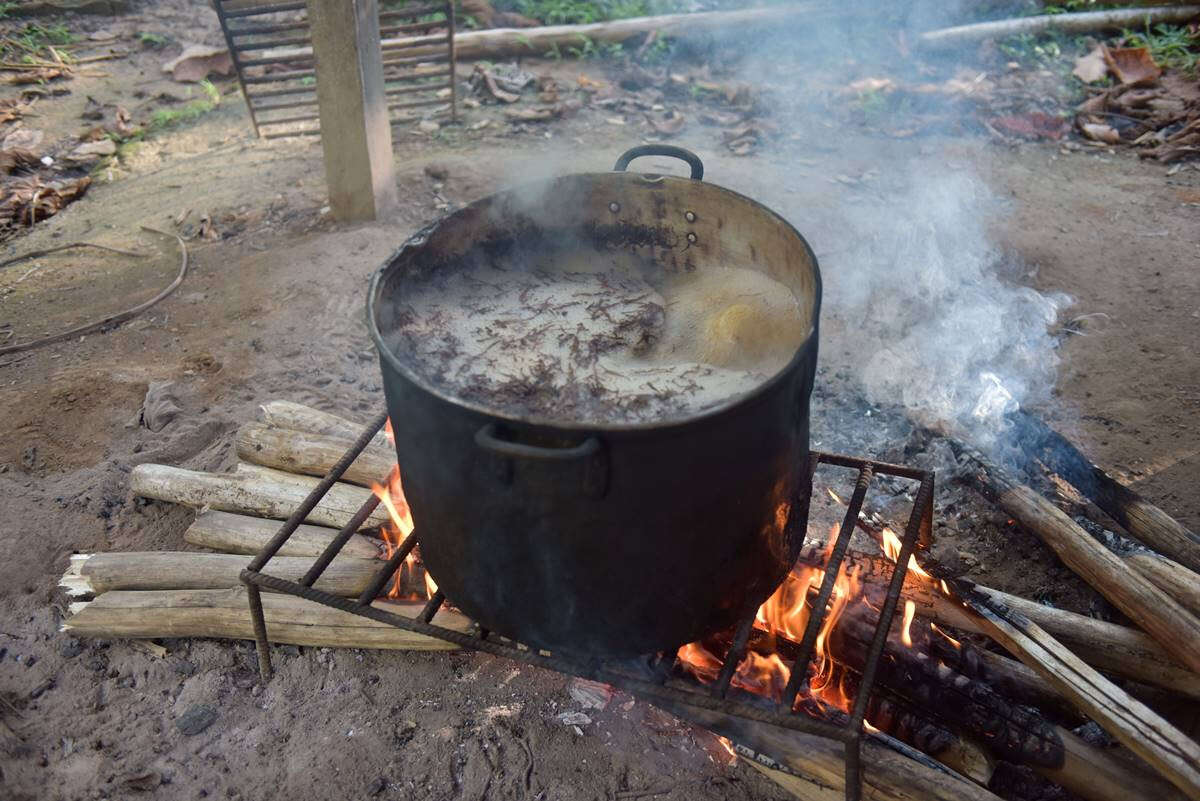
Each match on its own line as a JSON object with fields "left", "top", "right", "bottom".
{"left": 816, "top": 165, "right": 1069, "bottom": 450}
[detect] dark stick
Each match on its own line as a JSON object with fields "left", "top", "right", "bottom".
{"left": 1007, "top": 410, "right": 1200, "bottom": 573}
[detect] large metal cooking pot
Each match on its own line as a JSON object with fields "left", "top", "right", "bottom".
{"left": 368, "top": 146, "right": 821, "bottom": 657}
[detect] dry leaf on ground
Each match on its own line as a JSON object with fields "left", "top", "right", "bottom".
{"left": 989, "top": 112, "right": 1069, "bottom": 140}
{"left": 1080, "top": 122, "right": 1121, "bottom": 144}
{"left": 5, "top": 68, "right": 68, "bottom": 86}
{"left": 1073, "top": 45, "right": 1109, "bottom": 83}
{"left": 2, "top": 129, "right": 44, "bottom": 152}
{"left": 162, "top": 44, "right": 233, "bottom": 83}
{"left": 0, "top": 148, "right": 42, "bottom": 174}
{"left": 1104, "top": 47, "right": 1161, "bottom": 87}
{"left": 0, "top": 175, "right": 91, "bottom": 230}
{"left": 66, "top": 139, "right": 117, "bottom": 163}
{"left": 647, "top": 111, "right": 685, "bottom": 136}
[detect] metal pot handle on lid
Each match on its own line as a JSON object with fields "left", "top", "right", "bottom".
{"left": 612, "top": 145, "right": 704, "bottom": 181}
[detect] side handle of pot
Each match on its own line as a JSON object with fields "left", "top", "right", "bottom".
{"left": 474, "top": 423, "right": 609, "bottom": 499}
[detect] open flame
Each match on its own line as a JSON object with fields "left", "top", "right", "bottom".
{"left": 371, "top": 419, "right": 436, "bottom": 600}
{"left": 677, "top": 486, "right": 948, "bottom": 725}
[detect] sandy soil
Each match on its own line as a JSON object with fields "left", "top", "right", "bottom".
{"left": 1, "top": 2, "right": 1198, "bottom": 799}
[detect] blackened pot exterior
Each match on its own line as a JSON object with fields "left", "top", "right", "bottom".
{"left": 368, "top": 149, "right": 821, "bottom": 657}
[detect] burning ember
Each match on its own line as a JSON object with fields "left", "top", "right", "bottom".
{"left": 371, "top": 419, "right": 436, "bottom": 600}
{"left": 676, "top": 496, "right": 945, "bottom": 722}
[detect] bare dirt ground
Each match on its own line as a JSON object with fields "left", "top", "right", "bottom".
{"left": 1, "top": 2, "right": 1198, "bottom": 800}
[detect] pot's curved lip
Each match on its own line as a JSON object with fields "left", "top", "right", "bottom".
{"left": 367, "top": 170, "right": 823, "bottom": 434}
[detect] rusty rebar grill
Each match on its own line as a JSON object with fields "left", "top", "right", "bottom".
{"left": 214, "top": 0, "right": 457, "bottom": 140}
{"left": 240, "top": 411, "right": 933, "bottom": 801}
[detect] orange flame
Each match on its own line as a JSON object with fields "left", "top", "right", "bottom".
{"left": 901, "top": 600, "right": 916, "bottom": 647}
{"left": 880, "top": 526, "right": 932, "bottom": 581}
{"left": 372, "top": 418, "right": 423, "bottom": 600}
{"left": 675, "top": 486, "right": 957, "bottom": 725}
{"left": 716, "top": 736, "right": 737, "bottom": 761}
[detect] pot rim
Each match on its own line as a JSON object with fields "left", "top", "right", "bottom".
{"left": 367, "top": 169, "right": 823, "bottom": 434}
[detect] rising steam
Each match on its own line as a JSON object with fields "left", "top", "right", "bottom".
{"left": 817, "top": 167, "right": 1070, "bottom": 452}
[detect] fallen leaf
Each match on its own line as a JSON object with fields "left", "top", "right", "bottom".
{"left": 1080, "top": 121, "right": 1121, "bottom": 144}
{"left": 505, "top": 106, "right": 560, "bottom": 122}
{"left": 0, "top": 175, "right": 91, "bottom": 227}
{"left": 577, "top": 75, "right": 608, "bottom": 92}
{"left": 1072, "top": 45, "right": 1109, "bottom": 83}
{"left": 721, "top": 125, "right": 760, "bottom": 143}
{"left": 66, "top": 138, "right": 117, "bottom": 162}
{"left": 0, "top": 99, "right": 27, "bottom": 125}
{"left": 2, "top": 129, "right": 44, "bottom": 152}
{"left": 162, "top": 44, "right": 234, "bottom": 83}
{"left": 989, "top": 112, "right": 1069, "bottom": 140}
{"left": 698, "top": 109, "right": 742, "bottom": 127}
{"left": 5, "top": 68, "right": 68, "bottom": 85}
{"left": 727, "top": 137, "right": 756, "bottom": 156}
{"left": 0, "top": 148, "right": 41, "bottom": 174}
{"left": 197, "top": 214, "right": 220, "bottom": 241}
{"left": 1104, "top": 47, "right": 1161, "bottom": 86}
{"left": 647, "top": 111, "right": 685, "bottom": 136}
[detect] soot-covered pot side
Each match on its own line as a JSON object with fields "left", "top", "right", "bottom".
{"left": 368, "top": 146, "right": 822, "bottom": 657}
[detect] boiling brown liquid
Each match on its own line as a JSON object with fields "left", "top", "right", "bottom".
{"left": 386, "top": 245, "right": 809, "bottom": 423}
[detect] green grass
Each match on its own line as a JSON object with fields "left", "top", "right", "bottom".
{"left": 1123, "top": 23, "right": 1199, "bottom": 73}
{"left": 137, "top": 32, "right": 169, "bottom": 49}
{"left": 109, "top": 80, "right": 221, "bottom": 149}
{"left": 1, "top": 21, "right": 77, "bottom": 61}
{"left": 145, "top": 80, "right": 221, "bottom": 132}
{"left": 494, "top": 0, "right": 682, "bottom": 26}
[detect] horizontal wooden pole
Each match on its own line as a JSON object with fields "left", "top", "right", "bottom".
{"left": 236, "top": 422, "right": 396, "bottom": 488}
{"left": 130, "top": 462, "right": 391, "bottom": 530}
{"left": 61, "top": 552, "right": 386, "bottom": 598}
{"left": 257, "top": 400, "right": 389, "bottom": 448}
{"left": 63, "top": 588, "right": 469, "bottom": 650}
{"left": 185, "top": 510, "right": 384, "bottom": 559}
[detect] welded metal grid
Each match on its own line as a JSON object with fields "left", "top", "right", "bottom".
{"left": 214, "top": 0, "right": 457, "bottom": 139}
{"left": 240, "top": 411, "right": 933, "bottom": 801}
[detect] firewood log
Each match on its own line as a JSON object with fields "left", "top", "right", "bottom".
{"left": 796, "top": 545, "right": 1200, "bottom": 700}
{"left": 60, "top": 552, "right": 385, "bottom": 598}
{"left": 1008, "top": 410, "right": 1200, "bottom": 573}
{"left": 185, "top": 510, "right": 384, "bottom": 559}
{"left": 959, "top": 449, "right": 1200, "bottom": 675}
{"left": 1125, "top": 552, "right": 1200, "bottom": 618}
{"left": 258, "top": 400, "right": 389, "bottom": 449}
{"left": 261, "top": 5, "right": 826, "bottom": 64}
{"left": 648, "top": 692, "right": 1004, "bottom": 801}
{"left": 62, "top": 588, "right": 468, "bottom": 650}
{"left": 965, "top": 593, "right": 1200, "bottom": 800}
{"left": 830, "top": 614, "right": 1184, "bottom": 801}
{"left": 130, "top": 463, "right": 391, "bottom": 530}
{"left": 236, "top": 423, "right": 396, "bottom": 488}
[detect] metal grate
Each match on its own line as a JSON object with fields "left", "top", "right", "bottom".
{"left": 214, "top": 0, "right": 457, "bottom": 140}
{"left": 240, "top": 412, "right": 933, "bottom": 801}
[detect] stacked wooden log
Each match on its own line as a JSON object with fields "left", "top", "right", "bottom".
{"left": 59, "top": 400, "right": 1200, "bottom": 801}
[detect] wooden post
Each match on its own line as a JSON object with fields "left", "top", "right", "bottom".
{"left": 307, "top": 0, "right": 397, "bottom": 221}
